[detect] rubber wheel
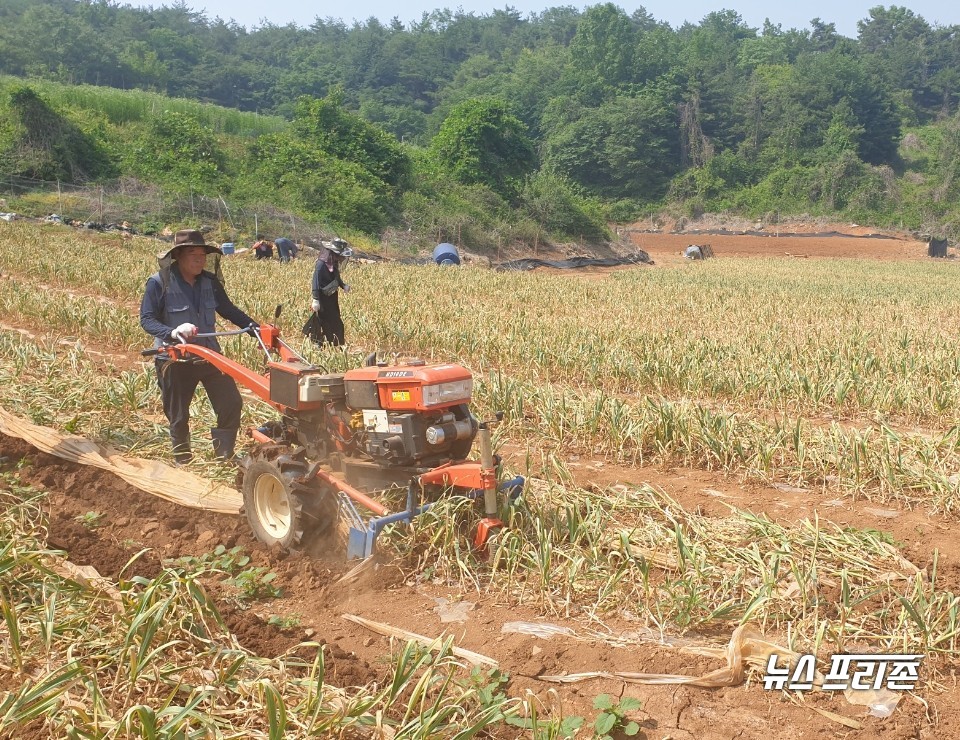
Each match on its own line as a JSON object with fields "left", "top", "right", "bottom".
{"left": 241, "top": 458, "right": 336, "bottom": 548}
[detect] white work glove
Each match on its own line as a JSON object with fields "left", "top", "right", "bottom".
{"left": 342, "top": 284, "right": 351, "bottom": 294}
{"left": 171, "top": 323, "right": 198, "bottom": 342}
{"left": 311, "top": 299, "right": 322, "bottom": 312}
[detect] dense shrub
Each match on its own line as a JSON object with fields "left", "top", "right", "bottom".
{"left": 0, "top": 85, "right": 115, "bottom": 181}
{"left": 125, "top": 110, "right": 227, "bottom": 192}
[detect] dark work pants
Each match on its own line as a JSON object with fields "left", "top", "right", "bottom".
{"left": 318, "top": 311, "right": 345, "bottom": 346}
{"left": 309, "top": 294, "right": 344, "bottom": 346}
{"left": 155, "top": 359, "right": 242, "bottom": 455}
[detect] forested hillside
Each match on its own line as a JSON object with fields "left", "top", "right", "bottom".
{"left": 1, "top": 0, "right": 959, "bottom": 245}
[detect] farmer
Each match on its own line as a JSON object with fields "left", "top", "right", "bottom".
{"left": 306, "top": 238, "right": 351, "bottom": 346}
{"left": 275, "top": 236, "right": 299, "bottom": 262}
{"left": 253, "top": 239, "right": 274, "bottom": 260}
{"left": 139, "top": 229, "right": 260, "bottom": 465}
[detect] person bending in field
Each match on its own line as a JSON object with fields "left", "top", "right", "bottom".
{"left": 274, "top": 236, "right": 299, "bottom": 262}
{"left": 253, "top": 239, "right": 274, "bottom": 260}
{"left": 139, "top": 229, "right": 260, "bottom": 465}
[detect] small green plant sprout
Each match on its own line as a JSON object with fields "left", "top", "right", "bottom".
{"left": 63, "top": 414, "right": 82, "bottom": 433}
{"left": 207, "top": 544, "right": 251, "bottom": 570}
{"left": 468, "top": 666, "right": 510, "bottom": 709}
{"left": 169, "top": 544, "right": 250, "bottom": 574}
{"left": 592, "top": 694, "right": 642, "bottom": 739}
{"left": 267, "top": 614, "right": 301, "bottom": 629}
{"left": 558, "top": 715, "right": 586, "bottom": 739}
{"left": 230, "top": 566, "right": 281, "bottom": 601}
{"left": 505, "top": 696, "right": 584, "bottom": 739}
{"left": 74, "top": 511, "right": 104, "bottom": 529}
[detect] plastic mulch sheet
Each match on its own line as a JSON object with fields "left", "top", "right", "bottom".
{"left": 494, "top": 253, "right": 653, "bottom": 271}
{"left": 0, "top": 406, "right": 241, "bottom": 514}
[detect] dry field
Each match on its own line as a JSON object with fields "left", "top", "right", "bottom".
{"left": 0, "top": 220, "right": 958, "bottom": 739}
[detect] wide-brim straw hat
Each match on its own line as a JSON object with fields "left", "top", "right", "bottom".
{"left": 157, "top": 229, "right": 223, "bottom": 262}
{"left": 326, "top": 238, "right": 353, "bottom": 257}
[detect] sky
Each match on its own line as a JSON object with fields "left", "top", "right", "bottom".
{"left": 132, "top": 1, "right": 958, "bottom": 38}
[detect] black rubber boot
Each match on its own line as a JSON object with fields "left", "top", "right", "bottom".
{"left": 211, "top": 427, "right": 239, "bottom": 462}
{"left": 172, "top": 439, "right": 192, "bottom": 466}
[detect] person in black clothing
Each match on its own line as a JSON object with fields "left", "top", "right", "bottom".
{"left": 140, "top": 229, "right": 259, "bottom": 465}
{"left": 307, "top": 238, "right": 351, "bottom": 346}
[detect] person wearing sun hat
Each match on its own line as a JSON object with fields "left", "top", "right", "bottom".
{"left": 139, "top": 228, "right": 260, "bottom": 465}
{"left": 306, "top": 237, "right": 352, "bottom": 346}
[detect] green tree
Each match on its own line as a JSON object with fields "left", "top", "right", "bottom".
{"left": 245, "top": 91, "right": 409, "bottom": 232}
{"left": 429, "top": 97, "right": 536, "bottom": 199}
{"left": 541, "top": 89, "right": 680, "bottom": 200}
{"left": 247, "top": 132, "right": 394, "bottom": 232}
{"left": 857, "top": 5, "right": 935, "bottom": 118}
{"left": 928, "top": 26, "right": 960, "bottom": 117}
{"left": 127, "top": 110, "right": 226, "bottom": 191}
{"left": 634, "top": 21, "right": 683, "bottom": 85}
{"left": 679, "top": 10, "right": 757, "bottom": 158}
{"left": 568, "top": 3, "right": 636, "bottom": 99}
{"left": 746, "top": 49, "right": 899, "bottom": 167}
{"left": 819, "top": 100, "right": 865, "bottom": 160}
{"left": 519, "top": 171, "right": 609, "bottom": 240}
{"left": 292, "top": 89, "right": 410, "bottom": 189}
{"left": 793, "top": 50, "right": 900, "bottom": 164}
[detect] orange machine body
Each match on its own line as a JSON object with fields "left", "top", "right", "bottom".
{"left": 147, "top": 328, "right": 522, "bottom": 559}
{"left": 343, "top": 363, "right": 473, "bottom": 412}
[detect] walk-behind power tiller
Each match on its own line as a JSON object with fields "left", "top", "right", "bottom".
{"left": 144, "top": 311, "right": 524, "bottom": 558}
